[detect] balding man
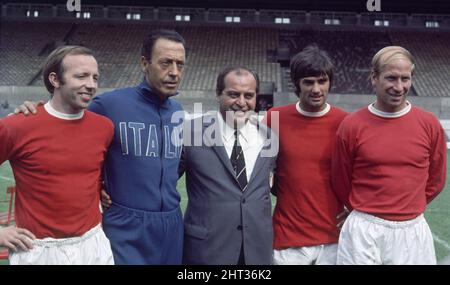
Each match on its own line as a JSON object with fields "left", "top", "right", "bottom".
{"left": 180, "top": 66, "right": 278, "bottom": 265}
{"left": 331, "top": 46, "right": 446, "bottom": 265}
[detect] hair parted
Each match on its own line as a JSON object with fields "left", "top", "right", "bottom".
{"left": 43, "top": 45, "right": 95, "bottom": 94}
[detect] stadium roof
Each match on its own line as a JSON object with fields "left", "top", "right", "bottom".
{"left": 5, "top": 0, "right": 450, "bottom": 14}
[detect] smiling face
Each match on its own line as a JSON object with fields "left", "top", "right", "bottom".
{"left": 218, "top": 70, "right": 257, "bottom": 128}
{"left": 372, "top": 58, "right": 413, "bottom": 113}
{"left": 141, "top": 38, "right": 186, "bottom": 99}
{"left": 50, "top": 54, "right": 99, "bottom": 114}
{"left": 297, "top": 74, "right": 330, "bottom": 112}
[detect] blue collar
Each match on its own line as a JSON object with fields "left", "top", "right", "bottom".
{"left": 137, "top": 78, "right": 180, "bottom": 108}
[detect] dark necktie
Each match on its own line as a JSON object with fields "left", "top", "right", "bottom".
{"left": 231, "top": 130, "right": 247, "bottom": 191}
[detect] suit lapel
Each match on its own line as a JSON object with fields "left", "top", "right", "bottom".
{"left": 212, "top": 145, "right": 237, "bottom": 179}
{"left": 247, "top": 124, "right": 277, "bottom": 186}
{"left": 202, "top": 114, "right": 237, "bottom": 180}
{"left": 248, "top": 155, "right": 269, "bottom": 185}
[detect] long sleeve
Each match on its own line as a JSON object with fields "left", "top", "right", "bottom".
{"left": 0, "top": 120, "right": 14, "bottom": 164}
{"left": 331, "top": 130, "right": 353, "bottom": 210}
{"left": 425, "top": 122, "right": 447, "bottom": 203}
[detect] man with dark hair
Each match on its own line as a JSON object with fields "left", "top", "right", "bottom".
{"left": 265, "top": 44, "right": 348, "bottom": 265}
{"left": 0, "top": 45, "right": 114, "bottom": 264}
{"left": 14, "top": 30, "right": 186, "bottom": 264}
{"left": 180, "top": 66, "right": 277, "bottom": 265}
{"left": 87, "top": 29, "right": 186, "bottom": 265}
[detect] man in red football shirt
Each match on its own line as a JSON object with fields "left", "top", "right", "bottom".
{"left": 0, "top": 46, "right": 114, "bottom": 264}
{"left": 266, "top": 45, "right": 348, "bottom": 265}
{"left": 332, "top": 46, "right": 446, "bottom": 265}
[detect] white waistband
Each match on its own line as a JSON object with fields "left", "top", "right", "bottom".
{"left": 352, "top": 210, "right": 424, "bottom": 229}
{"left": 32, "top": 224, "right": 102, "bottom": 247}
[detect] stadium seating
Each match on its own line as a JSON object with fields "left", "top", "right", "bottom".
{"left": 0, "top": 22, "right": 73, "bottom": 86}
{"left": 389, "top": 31, "right": 450, "bottom": 97}
{"left": 1, "top": 20, "right": 449, "bottom": 97}
{"left": 1, "top": 21, "right": 281, "bottom": 90}
{"left": 279, "top": 29, "right": 392, "bottom": 94}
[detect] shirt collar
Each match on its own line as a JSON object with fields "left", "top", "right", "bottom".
{"left": 296, "top": 102, "right": 331, "bottom": 117}
{"left": 137, "top": 78, "right": 180, "bottom": 107}
{"left": 217, "top": 111, "right": 250, "bottom": 143}
{"left": 368, "top": 101, "right": 412, "bottom": 118}
{"left": 45, "top": 101, "right": 84, "bottom": 120}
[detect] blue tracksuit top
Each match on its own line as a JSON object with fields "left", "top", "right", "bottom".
{"left": 89, "top": 79, "right": 184, "bottom": 212}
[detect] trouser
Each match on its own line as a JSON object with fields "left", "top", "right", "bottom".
{"left": 102, "top": 202, "right": 183, "bottom": 265}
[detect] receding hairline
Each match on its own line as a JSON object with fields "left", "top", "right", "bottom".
{"left": 61, "top": 52, "right": 97, "bottom": 62}
{"left": 60, "top": 53, "right": 98, "bottom": 73}
{"left": 150, "top": 37, "right": 185, "bottom": 55}
{"left": 372, "top": 46, "right": 414, "bottom": 74}
{"left": 225, "top": 68, "right": 255, "bottom": 79}
{"left": 224, "top": 69, "right": 257, "bottom": 85}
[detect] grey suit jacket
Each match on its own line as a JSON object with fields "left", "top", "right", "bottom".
{"left": 179, "top": 113, "right": 277, "bottom": 265}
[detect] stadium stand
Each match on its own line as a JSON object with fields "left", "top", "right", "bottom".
{"left": 278, "top": 29, "right": 393, "bottom": 94}
{"left": 0, "top": 4, "right": 449, "bottom": 98}
{"left": 1, "top": 21, "right": 280, "bottom": 91}
{"left": 0, "top": 21, "right": 73, "bottom": 86}
{"left": 390, "top": 31, "right": 450, "bottom": 97}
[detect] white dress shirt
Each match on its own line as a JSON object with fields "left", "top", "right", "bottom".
{"left": 217, "top": 113, "right": 265, "bottom": 182}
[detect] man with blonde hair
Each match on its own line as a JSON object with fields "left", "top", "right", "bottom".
{"left": 331, "top": 46, "right": 446, "bottom": 265}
